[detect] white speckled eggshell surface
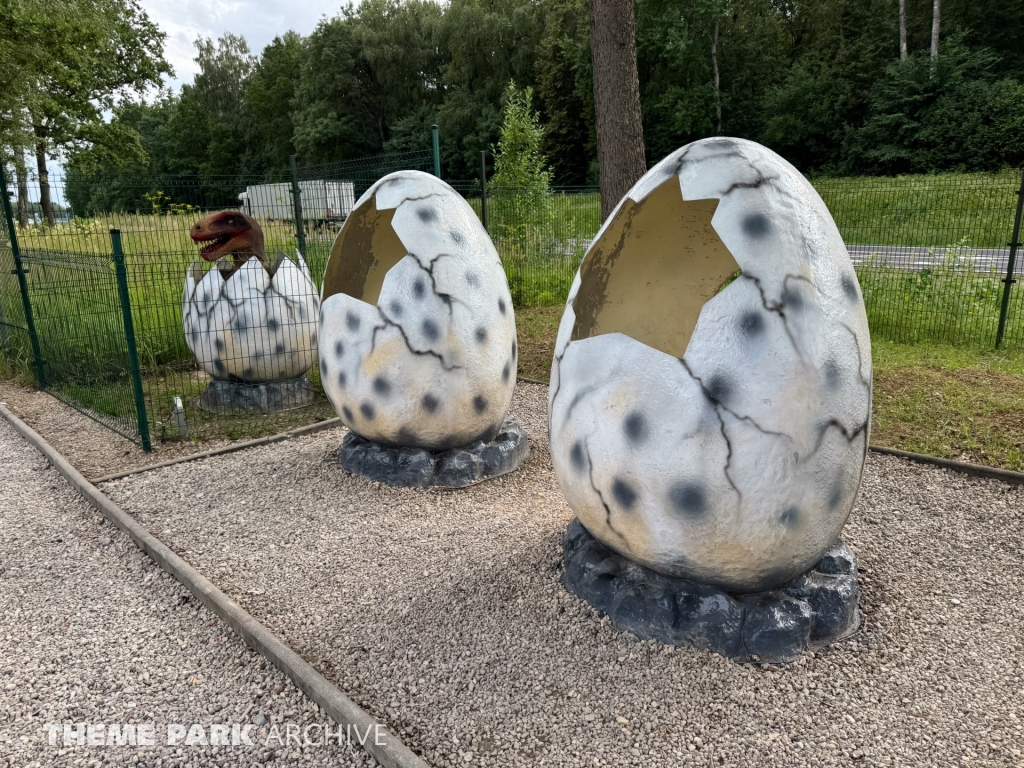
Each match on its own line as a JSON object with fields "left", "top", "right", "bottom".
{"left": 319, "top": 172, "right": 517, "bottom": 451}
{"left": 549, "top": 138, "right": 872, "bottom": 593}
{"left": 182, "top": 252, "right": 320, "bottom": 382}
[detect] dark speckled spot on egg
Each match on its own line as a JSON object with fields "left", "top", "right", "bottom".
{"left": 828, "top": 478, "right": 844, "bottom": 511}
{"left": 740, "top": 310, "right": 764, "bottom": 337}
{"left": 475, "top": 327, "right": 487, "bottom": 343}
{"left": 360, "top": 402, "right": 375, "bottom": 420}
{"left": 390, "top": 300, "right": 403, "bottom": 317}
{"left": 742, "top": 212, "right": 771, "bottom": 239}
{"left": 214, "top": 338, "right": 224, "bottom": 351}
{"left": 473, "top": 395, "right": 488, "bottom": 414}
{"left": 842, "top": 274, "right": 859, "bottom": 301}
{"left": 422, "top": 318, "right": 439, "bottom": 341}
{"left": 570, "top": 441, "right": 585, "bottom": 473}
{"left": 346, "top": 312, "right": 361, "bottom": 331}
{"left": 449, "top": 229, "right": 464, "bottom": 245}
{"left": 413, "top": 279, "right": 426, "bottom": 300}
{"left": 623, "top": 411, "right": 648, "bottom": 444}
{"left": 320, "top": 359, "right": 328, "bottom": 377}
{"left": 422, "top": 393, "right": 439, "bottom": 413}
{"left": 267, "top": 317, "right": 279, "bottom": 332}
{"left": 465, "top": 271, "right": 479, "bottom": 287}
{"left": 498, "top": 298, "right": 507, "bottom": 315}
{"left": 612, "top": 478, "right": 637, "bottom": 510}
{"left": 780, "top": 506, "right": 800, "bottom": 528}
{"left": 275, "top": 342, "right": 286, "bottom": 355}
{"left": 214, "top": 359, "right": 225, "bottom": 374}
{"left": 706, "top": 373, "right": 733, "bottom": 405}
{"left": 824, "top": 359, "right": 841, "bottom": 389}
{"left": 782, "top": 285, "right": 804, "bottom": 311}
{"left": 512, "top": 339, "right": 517, "bottom": 358}
{"left": 335, "top": 340, "right": 344, "bottom": 358}
{"left": 417, "top": 207, "right": 436, "bottom": 222}
{"left": 342, "top": 405, "right": 354, "bottom": 422}
{"left": 502, "top": 362, "right": 510, "bottom": 382}
{"left": 669, "top": 482, "right": 707, "bottom": 519}
{"left": 373, "top": 376, "right": 391, "bottom": 396}
{"left": 338, "top": 371, "right": 347, "bottom": 388}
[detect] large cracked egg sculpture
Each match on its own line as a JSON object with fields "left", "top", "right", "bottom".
{"left": 550, "top": 138, "right": 872, "bottom": 594}
{"left": 318, "top": 171, "right": 517, "bottom": 450}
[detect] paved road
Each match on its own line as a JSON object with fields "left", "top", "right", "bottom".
{"left": 0, "top": 418, "right": 369, "bottom": 768}
{"left": 845, "top": 244, "right": 1022, "bottom": 275}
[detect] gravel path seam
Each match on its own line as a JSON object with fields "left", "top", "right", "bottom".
{"left": 94, "top": 382, "right": 1024, "bottom": 768}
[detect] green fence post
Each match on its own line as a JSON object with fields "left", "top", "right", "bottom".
{"left": 996, "top": 171, "right": 1024, "bottom": 349}
{"left": 480, "top": 150, "right": 488, "bottom": 232}
{"left": 0, "top": 165, "right": 46, "bottom": 386}
{"left": 289, "top": 155, "right": 307, "bottom": 258}
{"left": 432, "top": 125, "right": 441, "bottom": 178}
{"left": 110, "top": 229, "right": 152, "bottom": 452}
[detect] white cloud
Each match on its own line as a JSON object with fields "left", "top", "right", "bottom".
{"left": 139, "top": 0, "right": 349, "bottom": 89}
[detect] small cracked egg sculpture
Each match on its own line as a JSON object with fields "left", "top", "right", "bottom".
{"left": 318, "top": 171, "right": 517, "bottom": 451}
{"left": 550, "top": 138, "right": 872, "bottom": 594}
{"left": 183, "top": 211, "right": 320, "bottom": 384}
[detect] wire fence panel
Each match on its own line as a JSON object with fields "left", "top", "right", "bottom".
{"left": 1, "top": 162, "right": 1021, "bottom": 451}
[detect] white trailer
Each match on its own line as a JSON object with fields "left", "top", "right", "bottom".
{"left": 237, "top": 180, "right": 356, "bottom": 222}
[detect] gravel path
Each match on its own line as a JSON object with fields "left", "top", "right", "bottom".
{"left": 97, "top": 382, "right": 1024, "bottom": 767}
{"left": 0, "top": 381, "right": 230, "bottom": 479}
{"left": 0, "top": 418, "right": 371, "bottom": 767}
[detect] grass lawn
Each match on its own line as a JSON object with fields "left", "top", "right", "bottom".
{"left": 514, "top": 307, "right": 1024, "bottom": 472}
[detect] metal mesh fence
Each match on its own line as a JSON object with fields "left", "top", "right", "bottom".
{"left": 1, "top": 162, "right": 1021, "bottom": 452}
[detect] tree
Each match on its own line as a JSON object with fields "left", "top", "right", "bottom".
{"left": 243, "top": 33, "right": 306, "bottom": 176}
{"left": 899, "top": 0, "right": 908, "bottom": 60}
{"left": 535, "top": 0, "right": 595, "bottom": 185}
{"left": 591, "top": 0, "right": 646, "bottom": 219}
{"left": 1, "top": 0, "right": 170, "bottom": 223}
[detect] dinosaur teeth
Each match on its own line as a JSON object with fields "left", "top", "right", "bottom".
{"left": 200, "top": 235, "right": 230, "bottom": 255}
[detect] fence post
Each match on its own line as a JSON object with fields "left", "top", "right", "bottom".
{"left": 289, "top": 155, "right": 307, "bottom": 259}
{"left": 432, "top": 125, "right": 441, "bottom": 178}
{"left": 996, "top": 171, "right": 1024, "bottom": 348}
{"left": 0, "top": 165, "right": 46, "bottom": 386}
{"left": 110, "top": 229, "right": 152, "bottom": 453}
{"left": 480, "top": 150, "right": 488, "bottom": 232}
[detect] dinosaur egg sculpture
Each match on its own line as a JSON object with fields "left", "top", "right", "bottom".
{"left": 318, "top": 171, "right": 517, "bottom": 451}
{"left": 550, "top": 137, "right": 872, "bottom": 593}
{"left": 183, "top": 252, "right": 320, "bottom": 383}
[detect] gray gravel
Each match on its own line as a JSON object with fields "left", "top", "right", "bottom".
{"left": 95, "top": 381, "right": 1024, "bottom": 767}
{"left": 0, "top": 382, "right": 230, "bottom": 479}
{"left": 0, "top": 418, "right": 371, "bottom": 767}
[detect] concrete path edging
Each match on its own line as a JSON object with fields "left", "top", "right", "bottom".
{"left": 0, "top": 402, "right": 429, "bottom": 768}
{"left": 90, "top": 417, "right": 345, "bottom": 485}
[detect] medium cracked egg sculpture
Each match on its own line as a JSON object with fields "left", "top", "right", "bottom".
{"left": 318, "top": 171, "right": 517, "bottom": 452}
{"left": 183, "top": 212, "right": 320, "bottom": 385}
{"left": 550, "top": 138, "right": 872, "bottom": 594}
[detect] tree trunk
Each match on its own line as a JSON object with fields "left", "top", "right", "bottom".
{"left": 14, "top": 152, "right": 29, "bottom": 229}
{"left": 33, "top": 127, "right": 55, "bottom": 226}
{"left": 711, "top": 21, "right": 722, "bottom": 134}
{"left": 930, "top": 0, "right": 940, "bottom": 62}
{"left": 899, "top": 0, "right": 907, "bottom": 60}
{"left": 591, "top": 0, "right": 646, "bottom": 221}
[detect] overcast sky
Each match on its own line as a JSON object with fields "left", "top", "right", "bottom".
{"left": 142, "top": 0, "right": 348, "bottom": 90}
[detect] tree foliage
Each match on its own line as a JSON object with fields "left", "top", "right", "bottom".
{"left": 48, "top": 0, "right": 1024, "bottom": 200}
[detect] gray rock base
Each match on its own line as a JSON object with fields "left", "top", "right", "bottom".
{"left": 198, "top": 376, "right": 316, "bottom": 415}
{"left": 563, "top": 519, "right": 860, "bottom": 663}
{"left": 339, "top": 417, "right": 529, "bottom": 488}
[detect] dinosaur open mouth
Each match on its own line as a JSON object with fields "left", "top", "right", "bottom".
{"left": 198, "top": 235, "right": 231, "bottom": 258}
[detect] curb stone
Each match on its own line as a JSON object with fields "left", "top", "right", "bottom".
{"left": 0, "top": 402, "right": 429, "bottom": 768}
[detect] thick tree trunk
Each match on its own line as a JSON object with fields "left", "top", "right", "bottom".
{"left": 14, "top": 152, "right": 29, "bottom": 228}
{"left": 930, "top": 0, "right": 940, "bottom": 61}
{"left": 711, "top": 21, "right": 722, "bottom": 134}
{"left": 899, "top": 0, "right": 907, "bottom": 60}
{"left": 33, "top": 127, "right": 55, "bottom": 226}
{"left": 591, "top": 0, "right": 646, "bottom": 221}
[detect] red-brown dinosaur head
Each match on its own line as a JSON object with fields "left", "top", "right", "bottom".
{"left": 190, "top": 211, "right": 264, "bottom": 263}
